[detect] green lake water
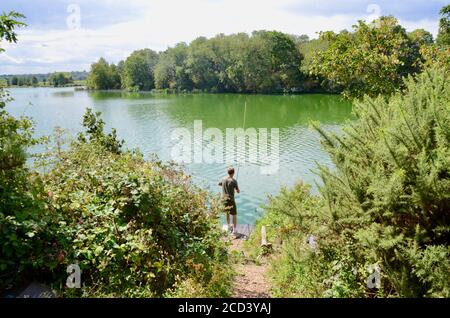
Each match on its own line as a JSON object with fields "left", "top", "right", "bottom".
{"left": 6, "top": 87, "right": 353, "bottom": 224}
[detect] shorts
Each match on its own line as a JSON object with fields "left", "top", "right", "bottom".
{"left": 223, "top": 198, "right": 237, "bottom": 216}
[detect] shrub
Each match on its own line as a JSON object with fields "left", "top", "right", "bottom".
{"left": 251, "top": 68, "right": 450, "bottom": 297}
{"left": 0, "top": 91, "right": 57, "bottom": 291}
{"left": 1, "top": 106, "right": 232, "bottom": 297}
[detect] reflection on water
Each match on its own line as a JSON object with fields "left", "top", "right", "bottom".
{"left": 7, "top": 87, "right": 353, "bottom": 224}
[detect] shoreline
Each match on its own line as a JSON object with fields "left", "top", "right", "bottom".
{"left": 4, "top": 85, "right": 344, "bottom": 97}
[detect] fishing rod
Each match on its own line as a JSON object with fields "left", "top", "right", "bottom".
{"left": 236, "top": 101, "right": 247, "bottom": 181}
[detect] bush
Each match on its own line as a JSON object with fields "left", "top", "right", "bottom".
{"left": 41, "top": 142, "right": 229, "bottom": 297}
{"left": 250, "top": 68, "right": 450, "bottom": 297}
{"left": 0, "top": 91, "right": 56, "bottom": 291}
{"left": 1, "top": 106, "right": 232, "bottom": 297}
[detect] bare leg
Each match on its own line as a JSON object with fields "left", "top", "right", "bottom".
{"left": 232, "top": 215, "right": 237, "bottom": 232}
{"left": 226, "top": 213, "right": 230, "bottom": 226}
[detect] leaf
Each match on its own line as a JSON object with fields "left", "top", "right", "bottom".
{"left": 94, "top": 246, "right": 104, "bottom": 256}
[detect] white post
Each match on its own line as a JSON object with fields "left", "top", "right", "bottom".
{"left": 261, "top": 225, "right": 268, "bottom": 246}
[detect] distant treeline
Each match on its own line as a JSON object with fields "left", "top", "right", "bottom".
{"left": 0, "top": 71, "right": 88, "bottom": 87}
{"left": 86, "top": 15, "right": 450, "bottom": 98}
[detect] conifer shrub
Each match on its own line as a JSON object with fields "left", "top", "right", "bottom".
{"left": 251, "top": 68, "right": 450, "bottom": 297}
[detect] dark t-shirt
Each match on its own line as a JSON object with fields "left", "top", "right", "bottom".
{"left": 219, "top": 177, "right": 239, "bottom": 200}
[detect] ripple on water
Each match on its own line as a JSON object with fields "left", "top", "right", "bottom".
{"left": 6, "top": 88, "right": 352, "bottom": 225}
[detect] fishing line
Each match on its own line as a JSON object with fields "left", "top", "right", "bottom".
{"left": 236, "top": 100, "right": 247, "bottom": 181}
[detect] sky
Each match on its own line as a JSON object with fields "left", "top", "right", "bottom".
{"left": 0, "top": 0, "right": 447, "bottom": 75}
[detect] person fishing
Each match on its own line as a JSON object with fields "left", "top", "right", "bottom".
{"left": 219, "top": 167, "right": 240, "bottom": 234}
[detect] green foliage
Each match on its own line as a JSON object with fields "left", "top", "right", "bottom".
{"left": 77, "top": 108, "right": 124, "bottom": 154}
{"left": 311, "top": 17, "right": 423, "bottom": 99}
{"left": 250, "top": 68, "right": 450, "bottom": 298}
{"left": 408, "top": 29, "right": 434, "bottom": 46}
{"left": 154, "top": 31, "right": 303, "bottom": 93}
{"left": 87, "top": 58, "right": 121, "bottom": 90}
{"left": 1, "top": 72, "right": 88, "bottom": 88}
{"left": 48, "top": 72, "right": 73, "bottom": 87}
{"left": 0, "top": 11, "right": 26, "bottom": 52}
{"left": 317, "top": 68, "right": 450, "bottom": 297}
{"left": 38, "top": 138, "right": 229, "bottom": 297}
{"left": 1, "top": 104, "right": 232, "bottom": 297}
{"left": 0, "top": 11, "right": 51, "bottom": 290}
{"left": 297, "top": 38, "right": 342, "bottom": 93}
{"left": 154, "top": 43, "right": 192, "bottom": 91}
{"left": 437, "top": 4, "right": 450, "bottom": 46}
{"left": 122, "top": 49, "right": 159, "bottom": 91}
{"left": 0, "top": 89, "right": 56, "bottom": 291}
{"left": 1, "top": 12, "right": 231, "bottom": 296}
{"left": 419, "top": 45, "right": 450, "bottom": 72}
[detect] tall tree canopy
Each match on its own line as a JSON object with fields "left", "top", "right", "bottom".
{"left": 122, "top": 49, "right": 159, "bottom": 91}
{"left": 408, "top": 29, "right": 434, "bottom": 46}
{"left": 87, "top": 58, "right": 121, "bottom": 90}
{"left": 437, "top": 4, "right": 450, "bottom": 46}
{"left": 48, "top": 72, "right": 73, "bottom": 87}
{"left": 311, "top": 16, "right": 423, "bottom": 99}
{"left": 154, "top": 42, "right": 192, "bottom": 91}
{"left": 154, "top": 31, "right": 302, "bottom": 93}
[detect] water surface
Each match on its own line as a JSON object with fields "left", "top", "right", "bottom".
{"left": 7, "top": 87, "right": 353, "bottom": 224}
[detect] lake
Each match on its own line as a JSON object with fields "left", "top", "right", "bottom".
{"left": 6, "top": 87, "right": 353, "bottom": 224}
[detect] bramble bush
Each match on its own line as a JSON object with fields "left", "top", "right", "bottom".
{"left": 1, "top": 105, "right": 232, "bottom": 297}
{"left": 0, "top": 88, "right": 61, "bottom": 291}
{"left": 40, "top": 111, "right": 231, "bottom": 296}
{"left": 249, "top": 68, "right": 450, "bottom": 298}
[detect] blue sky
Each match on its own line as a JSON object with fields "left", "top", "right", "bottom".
{"left": 0, "top": 0, "right": 447, "bottom": 74}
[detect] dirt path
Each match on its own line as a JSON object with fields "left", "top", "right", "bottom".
{"left": 229, "top": 238, "right": 271, "bottom": 298}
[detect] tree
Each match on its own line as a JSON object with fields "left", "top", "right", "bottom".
{"left": 0, "top": 11, "right": 26, "bottom": 52}
{"left": 255, "top": 31, "right": 303, "bottom": 93}
{"left": 154, "top": 31, "right": 304, "bottom": 93}
{"left": 297, "top": 37, "right": 343, "bottom": 93}
{"left": 311, "top": 16, "right": 422, "bottom": 99}
{"left": 408, "top": 29, "right": 434, "bottom": 46}
{"left": 11, "top": 76, "right": 18, "bottom": 86}
{"left": 31, "top": 76, "right": 39, "bottom": 86}
{"left": 437, "top": 4, "right": 450, "bottom": 46}
{"left": 122, "top": 49, "right": 159, "bottom": 91}
{"left": 289, "top": 34, "right": 310, "bottom": 44}
{"left": 154, "top": 43, "right": 192, "bottom": 91}
{"left": 49, "top": 72, "right": 73, "bottom": 87}
{"left": 419, "top": 45, "right": 450, "bottom": 72}
{"left": 86, "top": 58, "right": 121, "bottom": 90}
{"left": 184, "top": 37, "right": 219, "bottom": 91}
{"left": 17, "top": 76, "right": 27, "bottom": 86}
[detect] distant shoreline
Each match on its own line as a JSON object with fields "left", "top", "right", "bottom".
{"left": 5, "top": 85, "right": 340, "bottom": 96}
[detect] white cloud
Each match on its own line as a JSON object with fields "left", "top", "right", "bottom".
{"left": 0, "top": 0, "right": 441, "bottom": 74}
